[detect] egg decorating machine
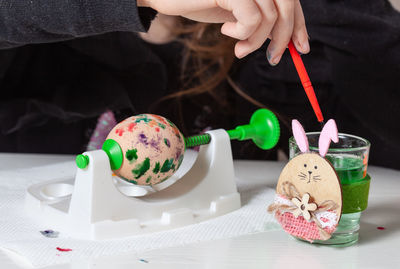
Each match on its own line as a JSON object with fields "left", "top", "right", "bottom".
{"left": 25, "top": 109, "right": 280, "bottom": 240}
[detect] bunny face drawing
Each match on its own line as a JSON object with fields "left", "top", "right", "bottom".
{"left": 280, "top": 152, "right": 341, "bottom": 208}
{"left": 293, "top": 153, "right": 326, "bottom": 184}
{"left": 268, "top": 119, "right": 343, "bottom": 242}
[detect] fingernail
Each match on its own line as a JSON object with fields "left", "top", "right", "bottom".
{"left": 267, "top": 49, "right": 280, "bottom": 66}
{"left": 267, "top": 53, "right": 281, "bottom": 66}
{"left": 301, "top": 41, "right": 310, "bottom": 53}
{"left": 236, "top": 50, "right": 246, "bottom": 59}
{"left": 271, "top": 55, "right": 281, "bottom": 65}
{"left": 266, "top": 50, "right": 273, "bottom": 63}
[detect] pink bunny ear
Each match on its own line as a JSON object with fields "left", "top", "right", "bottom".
{"left": 319, "top": 119, "right": 339, "bottom": 157}
{"left": 292, "top": 120, "right": 309, "bottom": 153}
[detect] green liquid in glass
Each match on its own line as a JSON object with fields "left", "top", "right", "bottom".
{"left": 326, "top": 155, "right": 370, "bottom": 213}
{"left": 312, "top": 155, "right": 370, "bottom": 245}
{"left": 326, "top": 155, "right": 365, "bottom": 184}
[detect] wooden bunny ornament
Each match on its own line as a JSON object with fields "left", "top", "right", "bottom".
{"left": 268, "top": 119, "right": 342, "bottom": 242}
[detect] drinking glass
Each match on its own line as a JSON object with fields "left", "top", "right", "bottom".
{"left": 289, "top": 133, "right": 371, "bottom": 245}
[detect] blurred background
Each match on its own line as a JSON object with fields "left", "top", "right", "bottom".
{"left": 0, "top": 0, "right": 399, "bottom": 170}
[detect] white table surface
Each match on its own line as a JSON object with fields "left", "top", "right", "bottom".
{"left": 0, "top": 153, "right": 399, "bottom": 269}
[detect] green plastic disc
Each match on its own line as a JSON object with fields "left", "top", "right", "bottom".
{"left": 228, "top": 108, "right": 280, "bottom": 150}
{"left": 76, "top": 154, "right": 89, "bottom": 169}
{"left": 250, "top": 108, "right": 280, "bottom": 150}
{"left": 102, "top": 139, "right": 123, "bottom": 170}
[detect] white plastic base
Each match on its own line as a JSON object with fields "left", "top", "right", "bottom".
{"left": 25, "top": 129, "right": 241, "bottom": 240}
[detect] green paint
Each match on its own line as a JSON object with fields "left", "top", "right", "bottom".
{"left": 125, "top": 149, "right": 138, "bottom": 162}
{"left": 121, "top": 175, "right": 137, "bottom": 185}
{"left": 164, "top": 138, "right": 170, "bottom": 147}
{"left": 146, "top": 176, "right": 152, "bottom": 184}
{"left": 153, "top": 162, "right": 160, "bottom": 173}
{"left": 326, "top": 155, "right": 365, "bottom": 184}
{"left": 325, "top": 155, "right": 370, "bottom": 213}
{"left": 132, "top": 158, "right": 150, "bottom": 179}
{"left": 160, "top": 158, "right": 175, "bottom": 173}
{"left": 158, "top": 123, "right": 166, "bottom": 129}
{"left": 166, "top": 119, "right": 176, "bottom": 127}
{"left": 135, "top": 117, "right": 151, "bottom": 123}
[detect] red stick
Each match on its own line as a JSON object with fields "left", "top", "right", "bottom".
{"left": 288, "top": 41, "right": 324, "bottom": 123}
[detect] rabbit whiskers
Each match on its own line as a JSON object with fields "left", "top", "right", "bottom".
{"left": 312, "top": 175, "right": 321, "bottom": 182}
{"left": 298, "top": 173, "right": 307, "bottom": 181}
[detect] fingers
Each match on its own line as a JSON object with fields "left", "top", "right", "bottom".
{"left": 184, "top": 7, "right": 236, "bottom": 23}
{"left": 147, "top": 0, "right": 219, "bottom": 15}
{"left": 291, "top": 0, "right": 309, "bottom": 54}
{"left": 267, "top": 0, "right": 295, "bottom": 65}
{"left": 154, "top": 0, "right": 310, "bottom": 61}
{"left": 217, "top": 0, "right": 262, "bottom": 41}
{"left": 234, "top": 0, "right": 278, "bottom": 58}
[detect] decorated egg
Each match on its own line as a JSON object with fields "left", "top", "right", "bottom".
{"left": 106, "top": 114, "right": 185, "bottom": 185}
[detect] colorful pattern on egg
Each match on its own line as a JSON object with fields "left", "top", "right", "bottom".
{"left": 106, "top": 114, "right": 185, "bottom": 185}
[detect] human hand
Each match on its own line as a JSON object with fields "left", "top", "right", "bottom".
{"left": 138, "top": 0, "right": 309, "bottom": 64}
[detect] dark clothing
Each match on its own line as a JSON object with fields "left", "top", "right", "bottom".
{"left": 0, "top": 1, "right": 399, "bottom": 169}
{"left": 0, "top": 1, "right": 156, "bottom": 48}
{"left": 237, "top": 0, "right": 400, "bottom": 169}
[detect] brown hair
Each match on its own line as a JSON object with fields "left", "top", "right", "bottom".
{"left": 154, "top": 18, "right": 287, "bottom": 127}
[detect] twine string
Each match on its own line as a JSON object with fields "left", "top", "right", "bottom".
{"left": 268, "top": 181, "right": 339, "bottom": 240}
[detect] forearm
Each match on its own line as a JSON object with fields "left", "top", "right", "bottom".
{"left": 0, "top": 0, "right": 156, "bottom": 48}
